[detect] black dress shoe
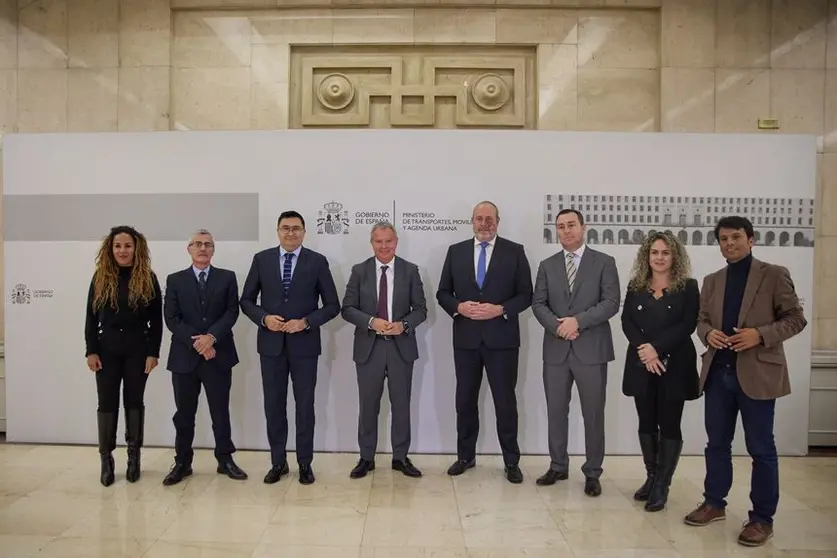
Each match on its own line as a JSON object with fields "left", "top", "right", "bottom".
{"left": 446, "top": 459, "right": 475, "bottom": 476}
{"left": 350, "top": 458, "right": 375, "bottom": 479}
{"left": 536, "top": 469, "right": 568, "bottom": 486}
{"left": 263, "top": 462, "right": 289, "bottom": 484}
{"left": 392, "top": 457, "right": 422, "bottom": 478}
{"left": 299, "top": 464, "right": 315, "bottom": 485}
{"left": 505, "top": 464, "right": 523, "bottom": 484}
{"left": 584, "top": 476, "right": 602, "bottom": 497}
{"left": 162, "top": 463, "right": 193, "bottom": 486}
{"left": 217, "top": 459, "right": 248, "bottom": 480}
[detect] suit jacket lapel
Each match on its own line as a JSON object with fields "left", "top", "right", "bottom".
{"left": 737, "top": 259, "right": 766, "bottom": 325}
{"left": 394, "top": 256, "right": 408, "bottom": 316}
{"left": 466, "top": 241, "right": 478, "bottom": 289}
{"left": 365, "top": 258, "right": 379, "bottom": 312}
{"left": 287, "top": 248, "right": 308, "bottom": 293}
{"left": 184, "top": 267, "right": 202, "bottom": 308}
{"left": 712, "top": 268, "right": 726, "bottom": 328}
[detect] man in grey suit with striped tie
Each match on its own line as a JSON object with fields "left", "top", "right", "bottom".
{"left": 531, "top": 208, "right": 620, "bottom": 496}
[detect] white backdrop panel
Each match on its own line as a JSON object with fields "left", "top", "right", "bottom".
{"left": 3, "top": 130, "right": 816, "bottom": 457}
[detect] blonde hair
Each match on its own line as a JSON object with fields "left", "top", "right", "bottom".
{"left": 628, "top": 231, "right": 692, "bottom": 293}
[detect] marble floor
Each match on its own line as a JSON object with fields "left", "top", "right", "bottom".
{"left": 1, "top": 443, "right": 836, "bottom": 557}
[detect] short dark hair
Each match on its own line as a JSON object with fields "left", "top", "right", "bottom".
{"left": 557, "top": 208, "right": 585, "bottom": 226}
{"left": 278, "top": 210, "right": 305, "bottom": 229}
{"left": 714, "top": 215, "right": 754, "bottom": 240}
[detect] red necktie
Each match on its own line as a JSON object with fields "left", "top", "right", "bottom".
{"left": 377, "top": 265, "right": 389, "bottom": 321}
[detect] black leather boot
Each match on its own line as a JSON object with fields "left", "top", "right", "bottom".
{"left": 634, "top": 432, "right": 658, "bottom": 501}
{"left": 97, "top": 411, "right": 117, "bottom": 487}
{"left": 645, "top": 438, "right": 682, "bottom": 512}
{"left": 125, "top": 406, "right": 144, "bottom": 483}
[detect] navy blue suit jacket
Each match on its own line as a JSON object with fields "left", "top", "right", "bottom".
{"left": 240, "top": 246, "right": 340, "bottom": 357}
{"left": 164, "top": 266, "right": 240, "bottom": 374}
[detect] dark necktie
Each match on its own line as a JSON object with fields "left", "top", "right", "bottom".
{"left": 377, "top": 265, "right": 389, "bottom": 321}
{"left": 283, "top": 253, "right": 294, "bottom": 292}
{"left": 198, "top": 270, "right": 207, "bottom": 291}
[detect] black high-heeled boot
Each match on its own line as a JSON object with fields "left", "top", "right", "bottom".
{"left": 645, "top": 438, "right": 682, "bottom": 512}
{"left": 97, "top": 411, "right": 117, "bottom": 487}
{"left": 634, "top": 432, "right": 658, "bottom": 501}
{"left": 125, "top": 406, "right": 144, "bottom": 483}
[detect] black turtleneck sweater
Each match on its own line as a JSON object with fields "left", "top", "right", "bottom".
{"left": 85, "top": 266, "right": 163, "bottom": 358}
{"left": 713, "top": 253, "right": 752, "bottom": 368}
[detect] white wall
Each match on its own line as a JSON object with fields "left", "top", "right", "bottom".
{"left": 2, "top": 130, "right": 817, "bottom": 457}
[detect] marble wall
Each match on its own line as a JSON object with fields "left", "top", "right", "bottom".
{"left": 0, "top": 0, "right": 835, "bottom": 349}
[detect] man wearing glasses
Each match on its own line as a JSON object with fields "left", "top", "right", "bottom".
{"left": 162, "top": 229, "right": 248, "bottom": 485}
{"left": 241, "top": 211, "right": 340, "bottom": 485}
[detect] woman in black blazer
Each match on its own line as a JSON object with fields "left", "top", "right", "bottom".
{"left": 621, "top": 231, "right": 699, "bottom": 512}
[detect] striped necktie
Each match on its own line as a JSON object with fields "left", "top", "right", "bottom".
{"left": 283, "top": 253, "right": 294, "bottom": 292}
{"left": 565, "top": 251, "right": 577, "bottom": 293}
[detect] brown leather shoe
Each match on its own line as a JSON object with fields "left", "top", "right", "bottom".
{"left": 684, "top": 502, "right": 726, "bottom": 526}
{"left": 737, "top": 521, "right": 773, "bottom": 547}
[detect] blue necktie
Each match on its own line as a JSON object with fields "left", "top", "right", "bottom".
{"left": 476, "top": 241, "right": 487, "bottom": 288}
{"left": 283, "top": 253, "right": 294, "bottom": 292}
{"left": 198, "top": 270, "right": 207, "bottom": 291}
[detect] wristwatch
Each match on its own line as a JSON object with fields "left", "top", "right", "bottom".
{"left": 402, "top": 320, "right": 411, "bottom": 335}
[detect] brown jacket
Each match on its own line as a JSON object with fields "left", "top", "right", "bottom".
{"left": 696, "top": 257, "right": 807, "bottom": 400}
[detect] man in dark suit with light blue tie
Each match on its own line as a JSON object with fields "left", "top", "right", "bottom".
{"left": 241, "top": 211, "right": 340, "bottom": 485}
{"left": 436, "top": 201, "right": 534, "bottom": 484}
{"left": 162, "top": 229, "right": 247, "bottom": 485}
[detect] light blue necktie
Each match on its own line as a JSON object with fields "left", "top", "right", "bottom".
{"left": 476, "top": 241, "right": 488, "bottom": 288}
{"left": 282, "top": 253, "right": 294, "bottom": 292}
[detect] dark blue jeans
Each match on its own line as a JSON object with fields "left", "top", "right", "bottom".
{"left": 703, "top": 363, "right": 779, "bottom": 525}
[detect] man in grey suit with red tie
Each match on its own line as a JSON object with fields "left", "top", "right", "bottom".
{"left": 437, "top": 201, "right": 533, "bottom": 484}
{"left": 341, "top": 221, "right": 428, "bottom": 479}
{"left": 240, "top": 210, "right": 340, "bottom": 486}
{"left": 532, "top": 208, "right": 620, "bottom": 497}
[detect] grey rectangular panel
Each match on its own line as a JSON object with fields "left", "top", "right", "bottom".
{"left": 3, "top": 193, "right": 259, "bottom": 241}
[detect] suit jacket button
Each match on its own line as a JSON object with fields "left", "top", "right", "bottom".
{"left": 202, "top": 317, "right": 207, "bottom": 322}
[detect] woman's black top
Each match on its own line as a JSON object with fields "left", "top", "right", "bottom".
{"left": 85, "top": 266, "right": 163, "bottom": 358}
{"left": 621, "top": 277, "right": 701, "bottom": 401}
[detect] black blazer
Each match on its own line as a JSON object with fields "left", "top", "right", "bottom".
{"left": 240, "top": 246, "right": 340, "bottom": 358}
{"left": 164, "top": 266, "right": 240, "bottom": 375}
{"left": 436, "top": 236, "right": 533, "bottom": 350}
{"left": 621, "top": 278, "right": 700, "bottom": 401}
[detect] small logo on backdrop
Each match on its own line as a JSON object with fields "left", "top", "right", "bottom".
{"left": 10, "top": 283, "right": 30, "bottom": 304}
{"left": 9, "top": 283, "right": 53, "bottom": 304}
{"left": 317, "top": 201, "right": 350, "bottom": 235}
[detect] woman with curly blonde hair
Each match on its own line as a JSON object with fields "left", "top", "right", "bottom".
{"left": 621, "top": 231, "right": 700, "bottom": 512}
{"left": 85, "top": 225, "right": 163, "bottom": 486}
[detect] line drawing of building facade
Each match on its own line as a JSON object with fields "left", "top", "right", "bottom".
{"left": 543, "top": 194, "right": 816, "bottom": 247}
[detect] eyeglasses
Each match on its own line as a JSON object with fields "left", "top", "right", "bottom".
{"left": 279, "top": 226, "right": 304, "bottom": 234}
{"left": 190, "top": 241, "right": 214, "bottom": 249}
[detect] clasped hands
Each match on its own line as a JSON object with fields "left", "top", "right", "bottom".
{"left": 370, "top": 318, "right": 405, "bottom": 336}
{"left": 555, "top": 316, "right": 579, "bottom": 340}
{"left": 706, "top": 327, "right": 761, "bottom": 352}
{"left": 191, "top": 334, "right": 216, "bottom": 361}
{"left": 637, "top": 343, "right": 665, "bottom": 376}
{"left": 457, "top": 301, "right": 504, "bottom": 320}
{"left": 264, "top": 315, "right": 308, "bottom": 335}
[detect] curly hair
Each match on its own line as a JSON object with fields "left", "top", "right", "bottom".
{"left": 627, "top": 231, "right": 692, "bottom": 293}
{"left": 91, "top": 225, "right": 155, "bottom": 311}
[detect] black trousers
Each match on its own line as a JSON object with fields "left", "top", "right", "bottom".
{"left": 171, "top": 360, "right": 235, "bottom": 466}
{"left": 260, "top": 352, "right": 318, "bottom": 467}
{"left": 96, "top": 349, "right": 149, "bottom": 414}
{"left": 453, "top": 344, "right": 520, "bottom": 465}
{"left": 634, "top": 374, "right": 685, "bottom": 440}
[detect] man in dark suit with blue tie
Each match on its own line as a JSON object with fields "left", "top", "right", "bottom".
{"left": 162, "top": 229, "right": 247, "bottom": 485}
{"left": 436, "top": 201, "right": 534, "bottom": 484}
{"left": 241, "top": 210, "right": 340, "bottom": 485}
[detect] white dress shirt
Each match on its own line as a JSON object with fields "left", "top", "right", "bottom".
{"left": 562, "top": 243, "right": 586, "bottom": 269}
{"left": 474, "top": 235, "right": 497, "bottom": 276}
{"left": 375, "top": 258, "right": 395, "bottom": 322}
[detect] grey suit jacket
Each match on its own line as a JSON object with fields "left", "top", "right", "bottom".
{"left": 532, "top": 246, "right": 620, "bottom": 365}
{"left": 341, "top": 256, "right": 428, "bottom": 365}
